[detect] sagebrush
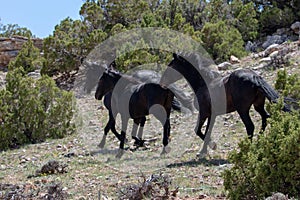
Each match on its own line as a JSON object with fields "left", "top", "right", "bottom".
{"left": 223, "top": 72, "right": 300, "bottom": 199}
{"left": 0, "top": 67, "right": 76, "bottom": 150}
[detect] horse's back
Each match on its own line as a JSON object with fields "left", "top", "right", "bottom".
{"left": 227, "top": 69, "right": 264, "bottom": 109}
{"left": 129, "top": 83, "right": 173, "bottom": 117}
{"left": 131, "top": 70, "right": 160, "bottom": 83}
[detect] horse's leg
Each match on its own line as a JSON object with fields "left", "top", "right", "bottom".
{"left": 237, "top": 110, "right": 255, "bottom": 140}
{"left": 99, "top": 110, "right": 121, "bottom": 148}
{"left": 131, "top": 119, "right": 139, "bottom": 140}
{"left": 98, "top": 119, "right": 111, "bottom": 148}
{"left": 131, "top": 118, "right": 145, "bottom": 147}
{"left": 134, "top": 117, "right": 146, "bottom": 147}
{"left": 254, "top": 97, "right": 270, "bottom": 133}
{"left": 195, "top": 113, "right": 207, "bottom": 141}
{"left": 254, "top": 105, "right": 270, "bottom": 133}
{"left": 161, "top": 118, "right": 171, "bottom": 155}
{"left": 110, "top": 119, "right": 123, "bottom": 141}
{"left": 100, "top": 111, "right": 122, "bottom": 146}
{"left": 197, "top": 115, "right": 217, "bottom": 158}
{"left": 116, "top": 117, "right": 128, "bottom": 159}
{"left": 137, "top": 117, "right": 146, "bottom": 139}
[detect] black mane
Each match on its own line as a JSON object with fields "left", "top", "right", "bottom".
{"left": 175, "top": 52, "right": 220, "bottom": 81}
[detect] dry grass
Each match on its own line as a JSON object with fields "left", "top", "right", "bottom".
{"left": 0, "top": 42, "right": 299, "bottom": 199}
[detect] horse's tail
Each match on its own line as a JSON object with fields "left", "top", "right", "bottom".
{"left": 253, "top": 76, "right": 291, "bottom": 112}
{"left": 171, "top": 96, "right": 181, "bottom": 111}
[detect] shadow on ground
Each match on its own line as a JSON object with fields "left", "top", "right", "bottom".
{"left": 167, "top": 158, "right": 229, "bottom": 168}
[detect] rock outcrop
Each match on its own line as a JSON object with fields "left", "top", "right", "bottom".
{"left": 0, "top": 36, "right": 43, "bottom": 69}
{"left": 291, "top": 21, "right": 300, "bottom": 36}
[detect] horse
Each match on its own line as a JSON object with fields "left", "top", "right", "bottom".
{"left": 95, "top": 68, "right": 175, "bottom": 158}
{"left": 160, "top": 52, "right": 292, "bottom": 157}
{"left": 97, "top": 92, "right": 146, "bottom": 148}
{"left": 131, "top": 70, "right": 197, "bottom": 115}
{"left": 95, "top": 61, "right": 195, "bottom": 149}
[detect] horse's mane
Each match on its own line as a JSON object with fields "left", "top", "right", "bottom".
{"left": 177, "top": 51, "right": 220, "bottom": 80}
{"left": 106, "top": 68, "right": 142, "bottom": 85}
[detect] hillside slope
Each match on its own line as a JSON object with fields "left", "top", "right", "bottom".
{"left": 0, "top": 41, "right": 299, "bottom": 199}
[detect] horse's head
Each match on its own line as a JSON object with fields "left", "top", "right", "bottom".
{"left": 95, "top": 69, "right": 121, "bottom": 100}
{"left": 160, "top": 53, "right": 185, "bottom": 87}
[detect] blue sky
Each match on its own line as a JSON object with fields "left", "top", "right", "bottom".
{"left": 0, "top": 0, "right": 84, "bottom": 38}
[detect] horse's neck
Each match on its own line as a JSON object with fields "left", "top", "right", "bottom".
{"left": 112, "top": 74, "right": 141, "bottom": 94}
{"left": 180, "top": 64, "right": 216, "bottom": 92}
{"left": 122, "top": 74, "right": 141, "bottom": 85}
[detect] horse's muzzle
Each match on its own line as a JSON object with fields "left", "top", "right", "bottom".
{"left": 95, "top": 93, "right": 103, "bottom": 100}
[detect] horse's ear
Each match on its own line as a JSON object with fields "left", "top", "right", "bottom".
{"left": 109, "top": 61, "right": 116, "bottom": 69}
{"left": 173, "top": 53, "right": 179, "bottom": 60}
{"left": 104, "top": 66, "right": 111, "bottom": 73}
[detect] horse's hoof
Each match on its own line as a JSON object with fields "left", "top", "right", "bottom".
{"left": 124, "top": 138, "right": 129, "bottom": 144}
{"left": 196, "top": 151, "right": 207, "bottom": 159}
{"left": 132, "top": 136, "right": 145, "bottom": 147}
{"left": 161, "top": 146, "right": 171, "bottom": 155}
{"left": 98, "top": 141, "right": 105, "bottom": 149}
{"left": 115, "top": 149, "right": 124, "bottom": 159}
{"left": 134, "top": 139, "right": 145, "bottom": 147}
{"left": 209, "top": 141, "right": 217, "bottom": 150}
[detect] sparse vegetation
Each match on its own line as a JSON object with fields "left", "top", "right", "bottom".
{"left": 0, "top": 0, "right": 300, "bottom": 199}
{"left": 223, "top": 72, "right": 300, "bottom": 199}
{"left": 0, "top": 67, "right": 76, "bottom": 150}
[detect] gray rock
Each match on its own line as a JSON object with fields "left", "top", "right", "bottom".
{"left": 230, "top": 55, "right": 240, "bottom": 64}
{"left": 262, "top": 35, "right": 287, "bottom": 49}
{"left": 217, "top": 62, "right": 232, "bottom": 71}
{"left": 269, "top": 50, "right": 279, "bottom": 58}
{"left": 263, "top": 44, "right": 280, "bottom": 57}
{"left": 265, "top": 192, "right": 289, "bottom": 200}
{"left": 245, "top": 41, "right": 258, "bottom": 52}
{"left": 275, "top": 28, "right": 290, "bottom": 35}
{"left": 259, "top": 57, "right": 272, "bottom": 63}
{"left": 291, "top": 21, "right": 300, "bottom": 34}
{"left": 27, "top": 69, "right": 41, "bottom": 79}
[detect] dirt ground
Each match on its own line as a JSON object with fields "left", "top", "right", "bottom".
{"left": 0, "top": 42, "right": 299, "bottom": 199}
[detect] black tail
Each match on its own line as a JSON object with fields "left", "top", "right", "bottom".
{"left": 253, "top": 76, "right": 291, "bottom": 112}
{"left": 171, "top": 97, "right": 181, "bottom": 111}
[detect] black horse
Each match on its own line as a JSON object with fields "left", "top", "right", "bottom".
{"left": 131, "top": 70, "right": 197, "bottom": 115}
{"left": 98, "top": 92, "right": 147, "bottom": 148}
{"left": 160, "top": 53, "right": 291, "bottom": 157}
{"left": 95, "top": 68, "right": 175, "bottom": 158}
{"left": 96, "top": 62, "right": 194, "bottom": 149}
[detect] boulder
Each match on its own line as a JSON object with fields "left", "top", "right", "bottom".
{"left": 230, "top": 55, "right": 240, "bottom": 64}
{"left": 245, "top": 41, "right": 258, "bottom": 52}
{"left": 263, "top": 44, "right": 280, "bottom": 57}
{"left": 217, "top": 62, "right": 232, "bottom": 71}
{"left": 259, "top": 57, "right": 272, "bottom": 63}
{"left": 291, "top": 21, "right": 300, "bottom": 35}
{"left": 262, "top": 35, "right": 287, "bottom": 49}
{"left": 269, "top": 50, "right": 279, "bottom": 58}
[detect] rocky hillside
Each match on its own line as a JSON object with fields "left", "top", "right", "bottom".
{"left": 0, "top": 36, "right": 42, "bottom": 69}
{"left": 0, "top": 40, "right": 299, "bottom": 199}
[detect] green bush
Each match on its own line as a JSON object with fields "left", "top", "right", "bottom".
{"left": 0, "top": 22, "right": 32, "bottom": 37}
{"left": 259, "top": 6, "right": 296, "bottom": 35}
{"left": 0, "top": 67, "right": 76, "bottom": 150}
{"left": 275, "top": 69, "right": 300, "bottom": 100}
{"left": 223, "top": 72, "right": 300, "bottom": 199}
{"left": 8, "top": 38, "right": 43, "bottom": 74}
{"left": 200, "top": 20, "right": 246, "bottom": 63}
{"left": 42, "top": 17, "right": 107, "bottom": 76}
